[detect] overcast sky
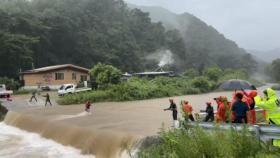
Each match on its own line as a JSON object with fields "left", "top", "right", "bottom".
{"left": 125, "top": 0, "right": 280, "bottom": 51}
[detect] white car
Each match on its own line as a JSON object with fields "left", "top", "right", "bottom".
{"left": 0, "top": 84, "right": 13, "bottom": 97}
{"left": 58, "top": 84, "right": 91, "bottom": 96}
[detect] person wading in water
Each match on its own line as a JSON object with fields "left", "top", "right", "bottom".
{"left": 43, "top": 93, "right": 52, "bottom": 106}
{"left": 164, "top": 99, "right": 178, "bottom": 127}
{"left": 29, "top": 91, "right": 37, "bottom": 102}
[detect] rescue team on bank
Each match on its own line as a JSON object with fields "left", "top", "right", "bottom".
{"left": 164, "top": 87, "right": 280, "bottom": 147}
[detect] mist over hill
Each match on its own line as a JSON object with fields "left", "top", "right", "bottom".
{"left": 249, "top": 48, "right": 280, "bottom": 63}
{"left": 128, "top": 4, "right": 256, "bottom": 71}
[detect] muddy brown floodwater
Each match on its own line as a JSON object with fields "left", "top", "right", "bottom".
{"left": 10, "top": 91, "right": 244, "bottom": 136}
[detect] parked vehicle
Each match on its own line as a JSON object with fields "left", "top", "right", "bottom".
{"left": 0, "top": 84, "right": 13, "bottom": 98}
{"left": 41, "top": 86, "right": 51, "bottom": 91}
{"left": 58, "top": 84, "right": 91, "bottom": 96}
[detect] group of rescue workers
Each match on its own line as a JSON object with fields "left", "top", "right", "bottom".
{"left": 164, "top": 86, "right": 280, "bottom": 147}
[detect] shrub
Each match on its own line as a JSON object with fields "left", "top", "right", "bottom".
{"left": 58, "top": 77, "right": 203, "bottom": 105}
{"left": 57, "top": 90, "right": 112, "bottom": 105}
{"left": 203, "top": 67, "right": 222, "bottom": 81}
{"left": 191, "top": 76, "right": 211, "bottom": 92}
{"left": 90, "top": 63, "right": 122, "bottom": 85}
{"left": 14, "top": 89, "right": 30, "bottom": 95}
{"left": 138, "top": 127, "right": 273, "bottom": 158}
{"left": 183, "top": 68, "right": 200, "bottom": 79}
{"left": 0, "top": 77, "right": 20, "bottom": 90}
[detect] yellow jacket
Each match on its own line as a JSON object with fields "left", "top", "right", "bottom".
{"left": 254, "top": 88, "right": 280, "bottom": 121}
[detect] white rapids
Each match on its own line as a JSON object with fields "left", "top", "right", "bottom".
{"left": 0, "top": 122, "right": 94, "bottom": 158}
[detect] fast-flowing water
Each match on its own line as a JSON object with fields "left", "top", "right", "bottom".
{"left": 0, "top": 122, "right": 93, "bottom": 158}
{"left": 1, "top": 111, "right": 138, "bottom": 158}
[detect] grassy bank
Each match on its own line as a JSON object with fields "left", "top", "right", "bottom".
{"left": 58, "top": 77, "right": 203, "bottom": 105}
{"left": 58, "top": 68, "right": 263, "bottom": 105}
{"left": 138, "top": 127, "right": 280, "bottom": 158}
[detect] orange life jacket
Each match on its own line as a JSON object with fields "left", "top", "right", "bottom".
{"left": 183, "top": 103, "right": 193, "bottom": 114}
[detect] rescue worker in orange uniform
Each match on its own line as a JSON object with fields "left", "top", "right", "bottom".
{"left": 214, "top": 96, "right": 230, "bottom": 122}
{"left": 242, "top": 89, "right": 258, "bottom": 124}
{"left": 182, "top": 101, "right": 195, "bottom": 121}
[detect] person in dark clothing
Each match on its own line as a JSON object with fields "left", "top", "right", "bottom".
{"left": 29, "top": 91, "right": 37, "bottom": 102}
{"left": 164, "top": 99, "right": 178, "bottom": 120}
{"left": 44, "top": 93, "right": 52, "bottom": 106}
{"left": 203, "top": 102, "right": 214, "bottom": 122}
{"left": 85, "top": 101, "right": 92, "bottom": 112}
{"left": 231, "top": 93, "right": 249, "bottom": 123}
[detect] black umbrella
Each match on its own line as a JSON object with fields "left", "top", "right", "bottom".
{"left": 219, "top": 79, "right": 253, "bottom": 90}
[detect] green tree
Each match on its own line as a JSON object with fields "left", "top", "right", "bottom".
{"left": 0, "top": 77, "right": 20, "bottom": 90}
{"left": 203, "top": 67, "right": 222, "bottom": 81}
{"left": 192, "top": 76, "right": 211, "bottom": 92}
{"left": 183, "top": 68, "right": 200, "bottom": 79}
{"left": 90, "top": 63, "right": 122, "bottom": 85}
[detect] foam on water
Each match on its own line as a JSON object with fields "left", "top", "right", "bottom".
{"left": 0, "top": 122, "right": 94, "bottom": 158}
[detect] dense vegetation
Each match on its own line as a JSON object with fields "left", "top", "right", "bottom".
{"left": 138, "top": 127, "right": 280, "bottom": 158}
{"left": 0, "top": 77, "right": 20, "bottom": 90}
{"left": 0, "top": 0, "right": 256, "bottom": 80}
{"left": 58, "top": 66, "right": 261, "bottom": 105}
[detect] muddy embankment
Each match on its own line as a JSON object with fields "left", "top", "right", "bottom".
{"left": 3, "top": 111, "right": 143, "bottom": 158}
{"left": 0, "top": 103, "right": 8, "bottom": 121}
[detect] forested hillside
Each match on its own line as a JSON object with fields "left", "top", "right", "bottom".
{"left": 131, "top": 5, "right": 257, "bottom": 71}
{"left": 0, "top": 0, "right": 256, "bottom": 78}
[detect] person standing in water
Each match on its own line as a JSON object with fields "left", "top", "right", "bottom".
{"left": 203, "top": 102, "right": 214, "bottom": 122}
{"left": 29, "top": 91, "right": 37, "bottom": 102}
{"left": 164, "top": 99, "right": 178, "bottom": 121}
{"left": 85, "top": 101, "right": 92, "bottom": 112}
{"left": 255, "top": 88, "right": 280, "bottom": 147}
{"left": 43, "top": 93, "right": 52, "bottom": 106}
{"left": 231, "top": 93, "right": 249, "bottom": 123}
{"left": 182, "top": 101, "right": 195, "bottom": 121}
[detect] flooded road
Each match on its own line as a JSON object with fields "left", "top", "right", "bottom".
{"left": 4, "top": 84, "right": 274, "bottom": 136}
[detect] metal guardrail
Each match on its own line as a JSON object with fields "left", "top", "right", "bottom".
{"left": 193, "top": 106, "right": 280, "bottom": 142}
{"left": 187, "top": 122, "right": 280, "bottom": 142}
